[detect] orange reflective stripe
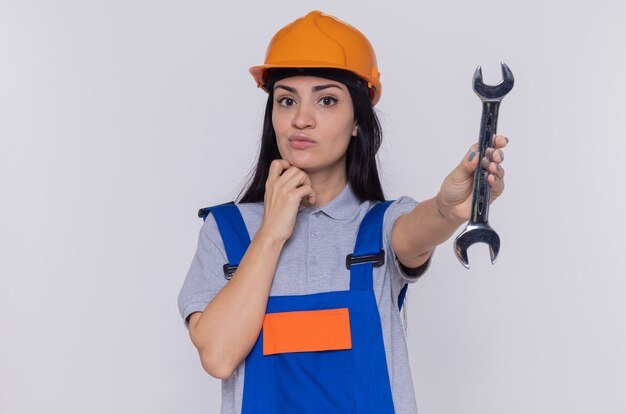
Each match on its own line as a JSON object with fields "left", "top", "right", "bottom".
{"left": 263, "top": 308, "right": 352, "bottom": 356}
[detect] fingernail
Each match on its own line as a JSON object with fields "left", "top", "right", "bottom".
{"left": 468, "top": 152, "right": 476, "bottom": 162}
{"left": 505, "top": 136, "right": 509, "bottom": 144}
{"left": 496, "top": 163, "right": 502, "bottom": 171}
{"left": 499, "top": 150, "right": 504, "bottom": 161}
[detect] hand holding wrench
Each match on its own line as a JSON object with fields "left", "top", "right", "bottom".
{"left": 454, "top": 63, "right": 514, "bottom": 269}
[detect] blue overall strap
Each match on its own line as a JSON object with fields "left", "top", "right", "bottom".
{"left": 349, "top": 200, "right": 393, "bottom": 291}
{"left": 199, "top": 203, "right": 251, "bottom": 277}
{"left": 398, "top": 283, "right": 408, "bottom": 311}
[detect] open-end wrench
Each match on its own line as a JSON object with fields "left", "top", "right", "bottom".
{"left": 454, "top": 63, "right": 514, "bottom": 269}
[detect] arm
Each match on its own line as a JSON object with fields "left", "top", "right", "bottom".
{"left": 391, "top": 196, "right": 465, "bottom": 268}
{"left": 392, "top": 136, "right": 508, "bottom": 268}
{"left": 187, "top": 160, "right": 316, "bottom": 380}
{"left": 188, "top": 229, "right": 285, "bottom": 379}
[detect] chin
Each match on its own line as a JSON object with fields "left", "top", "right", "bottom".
{"left": 282, "top": 152, "right": 316, "bottom": 170}
{"left": 288, "top": 160, "right": 317, "bottom": 172}
{"left": 279, "top": 147, "right": 344, "bottom": 174}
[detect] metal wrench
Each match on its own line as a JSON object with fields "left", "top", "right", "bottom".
{"left": 454, "top": 63, "right": 514, "bottom": 269}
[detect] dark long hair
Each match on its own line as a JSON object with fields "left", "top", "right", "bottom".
{"left": 237, "top": 68, "right": 385, "bottom": 203}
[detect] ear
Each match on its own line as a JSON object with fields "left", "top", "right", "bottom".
{"left": 351, "top": 123, "right": 358, "bottom": 137}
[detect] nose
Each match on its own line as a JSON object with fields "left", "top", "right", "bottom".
{"left": 291, "top": 102, "right": 316, "bottom": 130}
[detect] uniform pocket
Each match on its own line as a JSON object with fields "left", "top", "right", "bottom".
{"left": 264, "top": 308, "right": 355, "bottom": 413}
{"left": 263, "top": 308, "right": 352, "bottom": 355}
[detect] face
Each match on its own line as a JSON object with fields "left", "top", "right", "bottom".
{"left": 272, "top": 76, "right": 357, "bottom": 174}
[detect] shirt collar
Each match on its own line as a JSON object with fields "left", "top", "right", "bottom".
{"left": 298, "top": 183, "right": 361, "bottom": 220}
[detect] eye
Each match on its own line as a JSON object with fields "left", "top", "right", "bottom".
{"left": 318, "top": 96, "right": 338, "bottom": 107}
{"left": 277, "top": 97, "right": 296, "bottom": 107}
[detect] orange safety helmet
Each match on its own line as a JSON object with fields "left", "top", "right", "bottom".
{"left": 249, "top": 10, "right": 382, "bottom": 106}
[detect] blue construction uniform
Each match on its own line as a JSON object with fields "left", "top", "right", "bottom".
{"left": 179, "top": 185, "right": 431, "bottom": 413}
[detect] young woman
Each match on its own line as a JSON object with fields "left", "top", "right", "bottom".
{"left": 178, "top": 10, "right": 508, "bottom": 414}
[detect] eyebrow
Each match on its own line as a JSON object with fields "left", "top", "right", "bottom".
{"left": 274, "top": 84, "right": 344, "bottom": 93}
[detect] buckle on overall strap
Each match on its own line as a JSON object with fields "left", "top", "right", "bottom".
{"left": 198, "top": 207, "right": 209, "bottom": 218}
{"left": 223, "top": 264, "right": 238, "bottom": 280}
{"left": 198, "top": 201, "right": 235, "bottom": 219}
{"left": 345, "top": 249, "right": 385, "bottom": 270}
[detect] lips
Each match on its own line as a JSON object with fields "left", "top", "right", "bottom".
{"left": 288, "top": 134, "right": 316, "bottom": 149}
{"left": 289, "top": 134, "right": 315, "bottom": 143}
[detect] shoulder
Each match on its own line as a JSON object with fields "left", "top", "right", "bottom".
{"left": 199, "top": 201, "right": 265, "bottom": 244}
{"left": 234, "top": 201, "right": 264, "bottom": 221}
{"left": 388, "top": 195, "right": 419, "bottom": 210}
{"left": 235, "top": 202, "right": 264, "bottom": 236}
{"left": 383, "top": 196, "right": 419, "bottom": 229}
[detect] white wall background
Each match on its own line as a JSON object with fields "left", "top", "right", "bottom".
{"left": 1, "top": 0, "right": 625, "bottom": 413}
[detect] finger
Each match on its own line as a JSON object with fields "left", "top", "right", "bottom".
{"left": 492, "top": 134, "right": 509, "bottom": 149}
{"left": 480, "top": 157, "right": 506, "bottom": 178}
{"left": 487, "top": 162, "right": 506, "bottom": 179}
{"left": 273, "top": 166, "right": 303, "bottom": 186}
{"left": 268, "top": 159, "right": 292, "bottom": 179}
{"left": 284, "top": 169, "right": 311, "bottom": 189}
{"left": 278, "top": 165, "right": 308, "bottom": 188}
{"left": 446, "top": 144, "right": 479, "bottom": 188}
{"left": 485, "top": 147, "right": 505, "bottom": 163}
{"left": 495, "top": 149, "right": 504, "bottom": 163}
{"left": 487, "top": 173, "right": 505, "bottom": 197}
{"left": 480, "top": 156, "right": 491, "bottom": 171}
{"left": 294, "top": 185, "right": 316, "bottom": 205}
{"left": 456, "top": 143, "right": 479, "bottom": 175}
